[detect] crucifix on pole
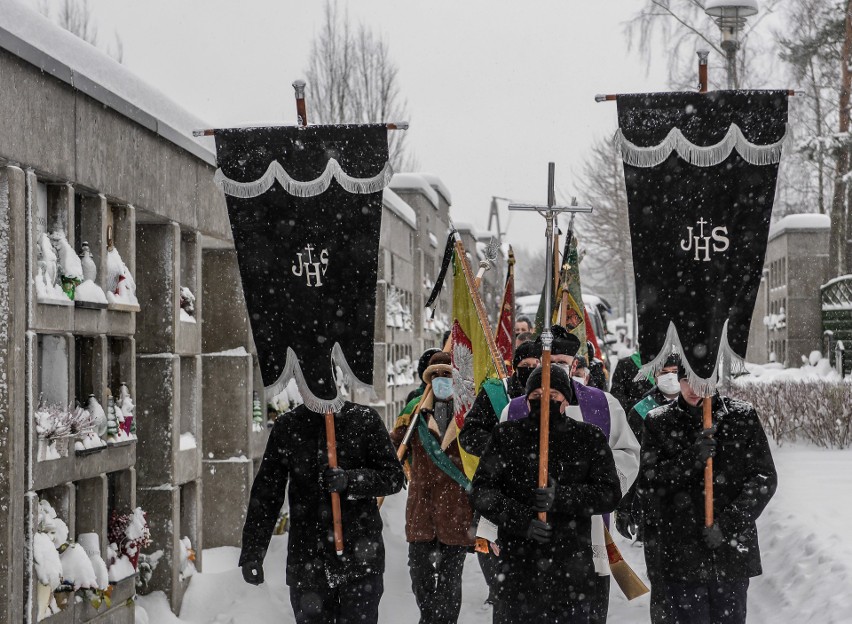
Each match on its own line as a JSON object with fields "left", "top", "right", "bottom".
{"left": 509, "top": 162, "right": 592, "bottom": 523}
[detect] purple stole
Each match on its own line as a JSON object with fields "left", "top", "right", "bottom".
{"left": 507, "top": 382, "right": 613, "bottom": 528}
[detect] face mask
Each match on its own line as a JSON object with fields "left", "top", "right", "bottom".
{"left": 656, "top": 372, "right": 680, "bottom": 396}
{"left": 528, "top": 398, "right": 564, "bottom": 420}
{"left": 515, "top": 366, "right": 534, "bottom": 388}
{"left": 572, "top": 376, "right": 587, "bottom": 386}
{"left": 554, "top": 363, "right": 572, "bottom": 375}
{"left": 432, "top": 377, "right": 454, "bottom": 401}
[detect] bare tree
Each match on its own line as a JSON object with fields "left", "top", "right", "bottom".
{"left": 513, "top": 245, "right": 548, "bottom": 296}
{"left": 569, "top": 137, "right": 635, "bottom": 320}
{"left": 305, "top": 1, "right": 415, "bottom": 170}
{"left": 626, "top": 0, "right": 783, "bottom": 90}
{"left": 37, "top": 0, "right": 124, "bottom": 63}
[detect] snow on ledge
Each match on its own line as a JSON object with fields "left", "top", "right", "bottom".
{"left": 204, "top": 347, "right": 249, "bottom": 357}
{"left": 389, "top": 173, "right": 439, "bottom": 209}
{"left": 382, "top": 188, "right": 417, "bottom": 229}
{"left": 418, "top": 173, "right": 452, "bottom": 206}
{"left": 0, "top": 0, "right": 214, "bottom": 164}
{"left": 768, "top": 213, "right": 831, "bottom": 241}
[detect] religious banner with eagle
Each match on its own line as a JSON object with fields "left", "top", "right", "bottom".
{"left": 213, "top": 124, "right": 393, "bottom": 413}
{"left": 615, "top": 91, "right": 788, "bottom": 394}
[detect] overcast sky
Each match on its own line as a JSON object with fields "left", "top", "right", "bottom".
{"left": 80, "top": 0, "right": 673, "bottom": 251}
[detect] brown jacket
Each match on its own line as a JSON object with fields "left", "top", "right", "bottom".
{"left": 391, "top": 401, "right": 475, "bottom": 547}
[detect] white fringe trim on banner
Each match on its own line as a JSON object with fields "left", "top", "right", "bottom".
{"left": 633, "top": 319, "right": 747, "bottom": 397}
{"left": 614, "top": 123, "right": 789, "bottom": 168}
{"left": 214, "top": 159, "right": 394, "bottom": 198}
{"left": 263, "top": 343, "right": 377, "bottom": 414}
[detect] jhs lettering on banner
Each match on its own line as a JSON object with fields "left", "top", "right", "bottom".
{"left": 680, "top": 218, "right": 729, "bottom": 262}
{"left": 292, "top": 244, "right": 329, "bottom": 287}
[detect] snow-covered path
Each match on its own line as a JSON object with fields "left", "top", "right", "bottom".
{"left": 137, "top": 443, "right": 852, "bottom": 623}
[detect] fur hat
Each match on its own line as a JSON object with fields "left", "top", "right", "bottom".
{"left": 513, "top": 340, "right": 542, "bottom": 368}
{"left": 546, "top": 325, "right": 581, "bottom": 357}
{"left": 417, "top": 348, "right": 441, "bottom": 383}
{"left": 423, "top": 351, "right": 453, "bottom": 384}
{"left": 525, "top": 364, "right": 573, "bottom": 400}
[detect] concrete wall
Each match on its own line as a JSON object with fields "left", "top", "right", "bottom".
{"left": 0, "top": 38, "right": 234, "bottom": 622}
{"left": 761, "top": 225, "right": 830, "bottom": 366}
{"left": 0, "top": 166, "right": 27, "bottom": 624}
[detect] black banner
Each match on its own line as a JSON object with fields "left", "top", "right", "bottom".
{"left": 616, "top": 91, "right": 788, "bottom": 393}
{"left": 214, "top": 125, "right": 391, "bottom": 412}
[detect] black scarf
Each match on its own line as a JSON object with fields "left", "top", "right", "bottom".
{"left": 616, "top": 91, "right": 788, "bottom": 394}
{"left": 214, "top": 124, "right": 392, "bottom": 412}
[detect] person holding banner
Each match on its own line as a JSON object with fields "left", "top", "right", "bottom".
{"left": 390, "top": 351, "right": 475, "bottom": 624}
{"left": 239, "top": 402, "right": 405, "bottom": 624}
{"left": 471, "top": 364, "right": 621, "bottom": 623}
{"left": 635, "top": 366, "right": 777, "bottom": 624}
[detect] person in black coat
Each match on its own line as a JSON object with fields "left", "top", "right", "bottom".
{"left": 459, "top": 339, "right": 542, "bottom": 458}
{"left": 615, "top": 354, "right": 681, "bottom": 624}
{"left": 239, "top": 402, "right": 405, "bottom": 624}
{"left": 471, "top": 365, "right": 621, "bottom": 624}
{"left": 458, "top": 339, "right": 541, "bottom": 608}
{"left": 609, "top": 351, "right": 654, "bottom": 414}
{"left": 636, "top": 368, "right": 777, "bottom": 624}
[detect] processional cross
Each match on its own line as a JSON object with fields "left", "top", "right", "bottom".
{"left": 509, "top": 163, "right": 592, "bottom": 522}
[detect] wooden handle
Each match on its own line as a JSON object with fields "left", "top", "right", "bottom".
{"left": 703, "top": 396, "right": 714, "bottom": 527}
{"left": 325, "top": 411, "right": 345, "bottom": 555}
{"left": 537, "top": 351, "right": 552, "bottom": 523}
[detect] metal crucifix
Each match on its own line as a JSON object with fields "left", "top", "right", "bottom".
{"left": 509, "top": 162, "right": 592, "bottom": 523}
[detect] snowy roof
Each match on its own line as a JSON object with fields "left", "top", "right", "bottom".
{"left": 389, "top": 173, "right": 439, "bottom": 209}
{"left": 382, "top": 188, "right": 417, "bottom": 229}
{"left": 0, "top": 0, "right": 215, "bottom": 165}
{"left": 768, "top": 213, "right": 831, "bottom": 241}
{"left": 418, "top": 173, "right": 452, "bottom": 206}
{"left": 453, "top": 220, "right": 480, "bottom": 237}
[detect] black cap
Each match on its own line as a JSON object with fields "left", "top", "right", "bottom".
{"left": 663, "top": 353, "right": 682, "bottom": 369}
{"left": 513, "top": 340, "right": 542, "bottom": 368}
{"left": 417, "top": 348, "right": 441, "bottom": 383}
{"left": 548, "top": 325, "right": 581, "bottom": 357}
{"left": 525, "top": 364, "right": 573, "bottom": 400}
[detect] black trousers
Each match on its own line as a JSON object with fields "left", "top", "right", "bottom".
{"left": 408, "top": 540, "right": 467, "bottom": 624}
{"left": 665, "top": 578, "right": 749, "bottom": 624}
{"left": 649, "top": 576, "right": 671, "bottom": 623}
{"left": 588, "top": 575, "right": 610, "bottom": 624}
{"left": 289, "top": 573, "right": 383, "bottom": 624}
{"left": 495, "top": 597, "right": 590, "bottom": 624}
{"left": 477, "top": 549, "right": 500, "bottom": 603}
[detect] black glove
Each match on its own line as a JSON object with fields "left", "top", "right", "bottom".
{"left": 533, "top": 478, "right": 556, "bottom": 512}
{"left": 615, "top": 508, "right": 637, "bottom": 540}
{"left": 694, "top": 425, "right": 717, "bottom": 464}
{"left": 703, "top": 523, "right": 724, "bottom": 549}
{"left": 241, "top": 560, "right": 264, "bottom": 585}
{"left": 322, "top": 467, "right": 349, "bottom": 493}
{"left": 526, "top": 518, "right": 553, "bottom": 544}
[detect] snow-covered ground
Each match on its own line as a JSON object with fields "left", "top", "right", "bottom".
{"left": 137, "top": 443, "right": 852, "bottom": 623}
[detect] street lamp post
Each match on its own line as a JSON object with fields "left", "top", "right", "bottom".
{"left": 704, "top": 0, "right": 759, "bottom": 89}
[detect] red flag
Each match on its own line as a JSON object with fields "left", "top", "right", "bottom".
{"left": 495, "top": 254, "right": 515, "bottom": 376}
{"left": 584, "top": 306, "right": 604, "bottom": 361}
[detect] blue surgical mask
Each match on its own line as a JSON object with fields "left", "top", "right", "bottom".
{"left": 432, "top": 377, "right": 454, "bottom": 401}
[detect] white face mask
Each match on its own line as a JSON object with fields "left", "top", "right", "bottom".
{"left": 656, "top": 372, "right": 680, "bottom": 395}
{"left": 572, "top": 376, "right": 587, "bottom": 386}
{"left": 554, "top": 363, "right": 573, "bottom": 375}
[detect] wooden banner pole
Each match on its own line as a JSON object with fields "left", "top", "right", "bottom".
{"left": 703, "top": 396, "right": 714, "bottom": 527}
